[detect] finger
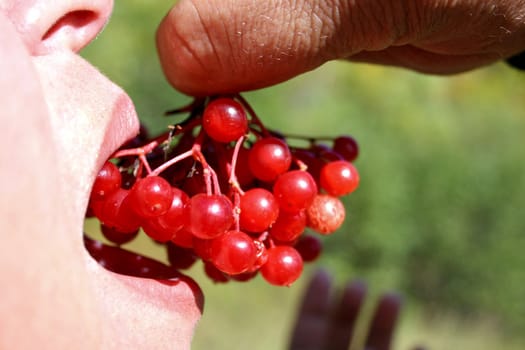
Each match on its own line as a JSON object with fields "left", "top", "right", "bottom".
{"left": 289, "top": 268, "right": 333, "bottom": 350}
{"left": 325, "top": 280, "right": 367, "bottom": 350}
{"left": 348, "top": 45, "right": 498, "bottom": 75}
{"left": 156, "top": 0, "right": 410, "bottom": 96}
{"left": 364, "top": 293, "right": 402, "bottom": 350}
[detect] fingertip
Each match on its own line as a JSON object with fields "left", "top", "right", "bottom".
{"left": 310, "top": 267, "right": 333, "bottom": 286}
{"left": 374, "top": 292, "right": 403, "bottom": 329}
{"left": 344, "top": 279, "right": 368, "bottom": 299}
{"left": 380, "top": 292, "right": 404, "bottom": 313}
{"left": 363, "top": 291, "right": 404, "bottom": 350}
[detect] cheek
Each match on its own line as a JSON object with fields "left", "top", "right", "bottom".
{"left": 0, "top": 16, "right": 103, "bottom": 346}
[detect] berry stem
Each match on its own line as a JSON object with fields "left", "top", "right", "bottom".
{"left": 192, "top": 129, "right": 222, "bottom": 195}
{"left": 229, "top": 136, "right": 246, "bottom": 195}
{"left": 113, "top": 141, "right": 158, "bottom": 176}
{"left": 233, "top": 191, "right": 241, "bottom": 231}
{"left": 257, "top": 231, "right": 269, "bottom": 243}
{"left": 113, "top": 140, "right": 159, "bottom": 158}
{"left": 149, "top": 149, "right": 193, "bottom": 177}
{"left": 139, "top": 154, "right": 153, "bottom": 174}
{"left": 235, "top": 94, "right": 271, "bottom": 138}
{"left": 293, "top": 158, "right": 309, "bottom": 171}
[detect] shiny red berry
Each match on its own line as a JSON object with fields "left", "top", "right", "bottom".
{"left": 320, "top": 160, "right": 360, "bottom": 196}
{"left": 187, "top": 193, "right": 234, "bottom": 239}
{"left": 249, "top": 137, "right": 292, "bottom": 182}
{"left": 239, "top": 188, "right": 279, "bottom": 233}
{"left": 260, "top": 246, "right": 303, "bottom": 286}
{"left": 210, "top": 230, "right": 257, "bottom": 275}
{"left": 91, "top": 161, "right": 121, "bottom": 200}
{"left": 273, "top": 170, "right": 318, "bottom": 213}
{"left": 203, "top": 98, "right": 248, "bottom": 143}
{"left": 129, "top": 176, "right": 173, "bottom": 218}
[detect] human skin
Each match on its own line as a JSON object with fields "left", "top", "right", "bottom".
{"left": 0, "top": 1, "right": 202, "bottom": 349}
{"left": 289, "top": 269, "right": 410, "bottom": 350}
{"left": 156, "top": 0, "right": 525, "bottom": 96}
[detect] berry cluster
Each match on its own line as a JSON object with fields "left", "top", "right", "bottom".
{"left": 87, "top": 95, "right": 359, "bottom": 286}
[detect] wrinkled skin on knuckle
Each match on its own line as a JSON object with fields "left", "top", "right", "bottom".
{"left": 320, "top": 0, "right": 422, "bottom": 57}
{"left": 402, "top": 0, "right": 525, "bottom": 57}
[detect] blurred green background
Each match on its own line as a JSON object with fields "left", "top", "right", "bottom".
{"left": 82, "top": 1, "right": 525, "bottom": 349}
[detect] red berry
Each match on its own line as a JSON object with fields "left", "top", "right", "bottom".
{"left": 320, "top": 160, "right": 360, "bottom": 196}
{"left": 239, "top": 188, "right": 279, "bottom": 233}
{"left": 146, "top": 187, "right": 189, "bottom": 238}
{"left": 269, "top": 210, "right": 307, "bottom": 242}
{"left": 129, "top": 176, "right": 173, "bottom": 218}
{"left": 96, "top": 188, "right": 141, "bottom": 233}
{"left": 260, "top": 246, "right": 303, "bottom": 286}
{"left": 192, "top": 237, "right": 214, "bottom": 261}
{"left": 210, "top": 230, "right": 257, "bottom": 275}
{"left": 203, "top": 98, "right": 248, "bottom": 143}
{"left": 166, "top": 242, "right": 198, "bottom": 270}
{"left": 171, "top": 228, "right": 194, "bottom": 249}
{"left": 187, "top": 193, "right": 234, "bottom": 239}
{"left": 306, "top": 194, "right": 346, "bottom": 234}
{"left": 100, "top": 224, "right": 139, "bottom": 245}
{"left": 311, "top": 143, "right": 343, "bottom": 162}
{"left": 273, "top": 170, "right": 318, "bottom": 213}
{"left": 142, "top": 219, "right": 176, "bottom": 243}
{"left": 294, "top": 235, "right": 322, "bottom": 262}
{"left": 204, "top": 261, "right": 229, "bottom": 283}
{"left": 91, "top": 161, "right": 121, "bottom": 200}
{"left": 249, "top": 137, "right": 292, "bottom": 182}
{"left": 333, "top": 136, "right": 359, "bottom": 162}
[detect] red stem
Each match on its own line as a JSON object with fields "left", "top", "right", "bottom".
{"left": 228, "top": 136, "right": 246, "bottom": 195}
{"left": 149, "top": 149, "right": 193, "bottom": 177}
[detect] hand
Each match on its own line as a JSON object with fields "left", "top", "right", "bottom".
{"left": 288, "top": 269, "right": 424, "bottom": 350}
{"left": 156, "top": 0, "right": 525, "bottom": 96}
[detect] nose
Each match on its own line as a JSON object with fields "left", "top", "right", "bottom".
{"left": 18, "top": 0, "right": 114, "bottom": 54}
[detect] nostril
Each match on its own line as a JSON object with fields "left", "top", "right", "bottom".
{"left": 41, "top": 10, "right": 102, "bottom": 52}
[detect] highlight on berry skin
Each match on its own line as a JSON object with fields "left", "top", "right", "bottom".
{"left": 85, "top": 94, "right": 361, "bottom": 287}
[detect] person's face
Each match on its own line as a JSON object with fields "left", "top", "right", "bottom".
{"left": 0, "top": 1, "right": 203, "bottom": 348}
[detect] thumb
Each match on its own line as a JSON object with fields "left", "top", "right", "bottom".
{"left": 156, "top": 0, "right": 404, "bottom": 96}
